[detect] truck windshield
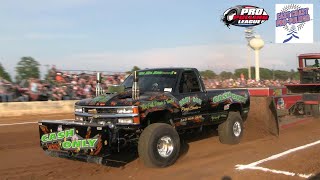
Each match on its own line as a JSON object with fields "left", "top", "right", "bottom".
{"left": 122, "top": 70, "right": 178, "bottom": 92}
{"left": 304, "top": 58, "right": 320, "bottom": 67}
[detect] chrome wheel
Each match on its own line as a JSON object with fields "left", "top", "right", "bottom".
{"left": 233, "top": 121, "right": 241, "bottom": 137}
{"left": 157, "top": 136, "right": 174, "bottom": 158}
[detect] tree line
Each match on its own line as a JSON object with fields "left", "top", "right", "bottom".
{"left": 0, "top": 57, "right": 300, "bottom": 83}
{"left": 200, "top": 67, "right": 300, "bottom": 81}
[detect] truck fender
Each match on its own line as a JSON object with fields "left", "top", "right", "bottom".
{"left": 227, "top": 102, "right": 243, "bottom": 114}
{"left": 143, "top": 110, "right": 175, "bottom": 127}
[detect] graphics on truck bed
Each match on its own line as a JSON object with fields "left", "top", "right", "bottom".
{"left": 38, "top": 68, "right": 250, "bottom": 167}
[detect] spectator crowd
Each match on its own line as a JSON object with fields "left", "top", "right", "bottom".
{"left": 202, "top": 77, "right": 300, "bottom": 89}
{"left": 0, "top": 67, "right": 299, "bottom": 102}
{"left": 0, "top": 66, "right": 126, "bottom": 102}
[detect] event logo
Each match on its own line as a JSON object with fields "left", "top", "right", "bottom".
{"left": 221, "top": 5, "right": 269, "bottom": 28}
{"left": 275, "top": 4, "right": 313, "bottom": 43}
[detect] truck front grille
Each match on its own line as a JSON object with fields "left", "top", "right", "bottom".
{"left": 83, "top": 107, "right": 117, "bottom": 114}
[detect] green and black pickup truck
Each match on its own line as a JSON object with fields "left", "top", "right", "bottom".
{"left": 38, "top": 68, "right": 250, "bottom": 167}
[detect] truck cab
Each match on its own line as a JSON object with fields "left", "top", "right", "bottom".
{"left": 298, "top": 53, "right": 320, "bottom": 84}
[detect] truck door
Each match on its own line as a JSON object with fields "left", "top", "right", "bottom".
{"left": 175, "top": 70, "right": 208, "bottom": 127}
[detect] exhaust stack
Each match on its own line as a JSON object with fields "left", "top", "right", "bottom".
{"left": 132, "top": 71, "right": 140, "bottom": 100}
{"left": 95, "top": 72, "right": 104, "bottom": 96}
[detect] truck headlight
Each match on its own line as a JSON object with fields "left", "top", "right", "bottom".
{"left": 118, "top": 116, "right": 140, "bottom": 124}
{"left": 118, "top": 118, "right": 133, "bottom": 124}
{"left": 116, "top": 107, "right": 139, "bottom": 114}
{"left": 75, "top": 106, "right": 83, "bottom": 113}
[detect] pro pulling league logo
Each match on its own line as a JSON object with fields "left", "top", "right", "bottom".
{"left": 275, "top": 4, "right": 313, "bottom": 43}
{"left": 221, "top": 5, "right": 269, "bottom": 28}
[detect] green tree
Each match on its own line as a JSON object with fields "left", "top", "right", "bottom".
{"left": 260, "top": 68, "right": 273, "bottom": 80}
{"left": 272, "top": 69, "right": 300, "bottom": 81}
{"left": 200, "top": 70, "right": 217, "bottom": 79}
{"left": 132, "top": 66, "right": 140, "bottom": 72}
{"left": 15, "top": 56, "right": 40, "bottom": 82}
{"left": 0, "top": 63, "right": 12, "bottom": 82}
{"left": 250, "top": 67, "right": 273, "bottom": 80}
{"left": 289, "top": 69, "right": 300, "bottom": 80}
{"left": 126, "top": 66, "right": 141, "bottom": 74}
{"left": 273, "top": 70, "right": 290, "bottom": 80}
{"left": 234, "top": 68, "right": 253, "bottom": 79}
{"left": 219, "top": 71, "right": 234, "bottom": 79}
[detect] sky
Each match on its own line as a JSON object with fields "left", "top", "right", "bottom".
{"left": 0, "top": 0, "right": 319, "bottom": 78}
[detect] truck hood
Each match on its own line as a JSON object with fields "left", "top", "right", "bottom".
{"left": 75, "top": 91, "right": 179, "bottom": 108}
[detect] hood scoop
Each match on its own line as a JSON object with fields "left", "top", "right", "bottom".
{"left": 107, "top": 85, "right": 125, "bottom": 94}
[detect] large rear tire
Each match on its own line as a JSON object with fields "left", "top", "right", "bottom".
{"left": 138, "top": 123, "right": 180, "bottom": 168}
{"left": 218, "top": 111, "right": 244, "bottom": 144}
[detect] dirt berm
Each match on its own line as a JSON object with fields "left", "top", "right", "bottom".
{"left": 244, "top": 96, "right": 279, "bottom": 140}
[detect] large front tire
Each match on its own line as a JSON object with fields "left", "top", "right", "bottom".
{"left": 138, "top": 123, "right": 180, "bottom": 168}
{"left": 218, "top": 111, "right": 244, "bottom": 144}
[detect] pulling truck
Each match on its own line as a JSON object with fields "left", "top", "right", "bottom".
{"left": 38, "top": 68, "right": 250, "bottom": 167}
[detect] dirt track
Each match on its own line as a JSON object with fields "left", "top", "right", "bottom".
{"left": 1, "top": 113, "right": 320, "bottom": 180}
